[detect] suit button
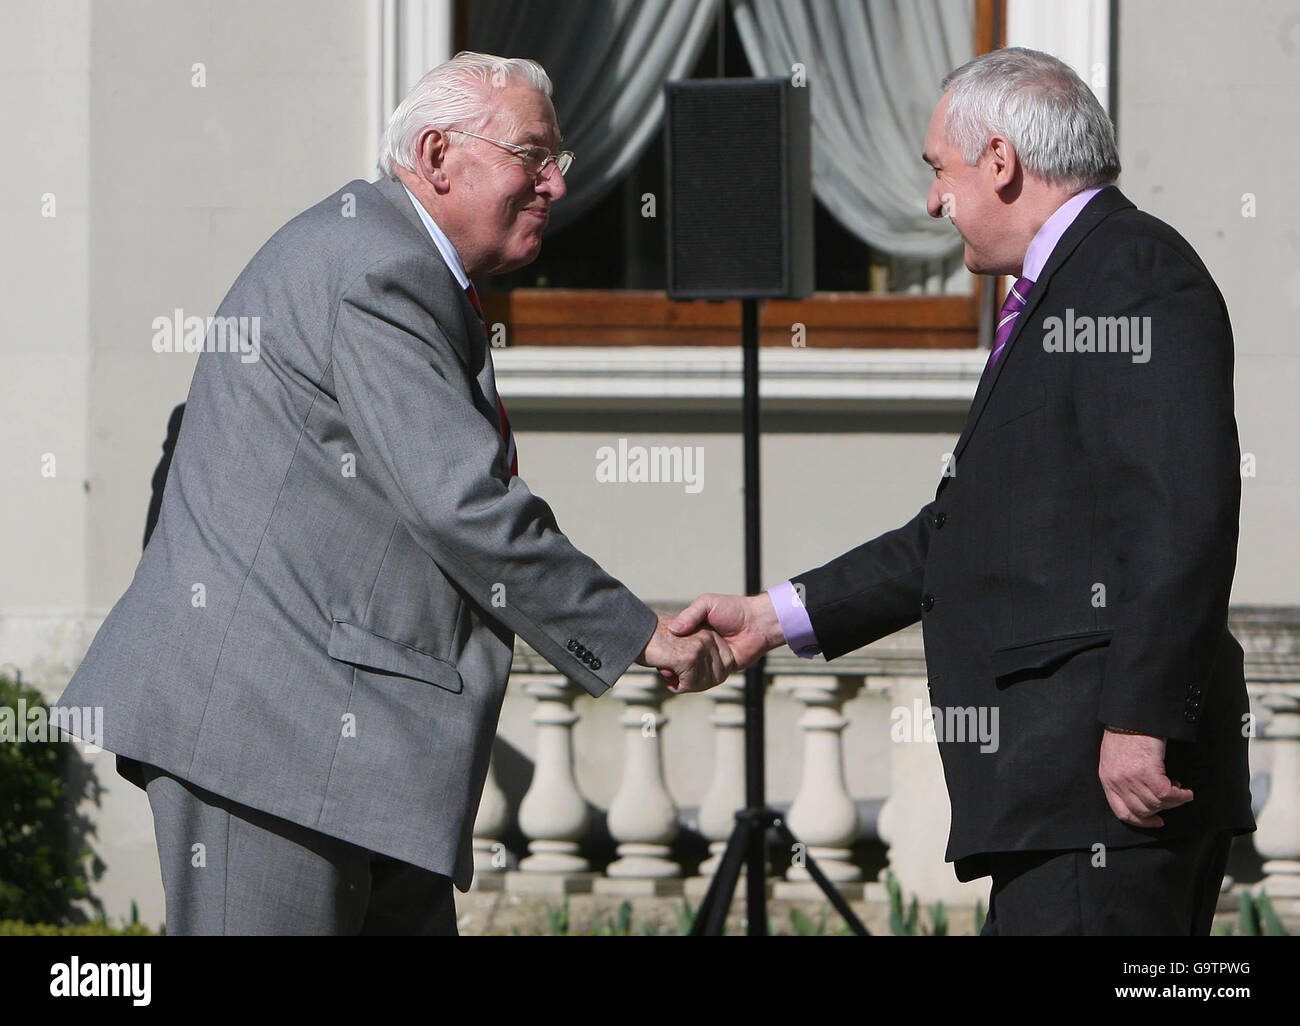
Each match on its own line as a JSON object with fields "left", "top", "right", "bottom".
{"left": 591, "top": 659, "right": 601, "bottom": 670}
{"left": 921, "top": 594, "right": 935, "bottom": 612}
{"left": 567, "top": 639, "right": 578, "bottom": 652}
{"left": 934, "top": 512, "right": 947, "bottom": 529}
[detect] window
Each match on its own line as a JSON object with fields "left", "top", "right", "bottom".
{"left": 462, "top": 0, "right": 1006, "bottom": 348}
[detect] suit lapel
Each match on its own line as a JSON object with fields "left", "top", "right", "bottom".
{"left": 369, "top": 176, "right": 487, "bottom": 369}
{"left": 369, "top": 177, "right": 503, "bottom": 449}
{"left": 951, "top": 186, "right": 1136, "bottom": 464}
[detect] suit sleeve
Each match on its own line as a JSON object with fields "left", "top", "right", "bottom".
{"left": 328, "top": 250, "right": 657, "bottom": 697}
{"left": 791, "top": 500, "right": 937, "bottom": 660}
{"left": 1072, "top": 236, "right": 1240, "bottom": 741}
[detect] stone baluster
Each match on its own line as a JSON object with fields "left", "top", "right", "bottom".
{"left": 1256, "top": 690, "right": 1300, "bottom": 913}
{"left": 772, "top": 674, "right": 865, "bottom": 899}
{"left": 594, "top": 672, "right": 683, "bottom": 895}
{"left": 685, "top": 673, "right": 748, "bottom": 899}
{"left": 869, "top": 674, "right": 990, "bottom": 913}
{"left": 509, "top": 675, "right": 595, "bottom": 894}
{"left": 470, "top": 745, "right": 510, "bottom": 890}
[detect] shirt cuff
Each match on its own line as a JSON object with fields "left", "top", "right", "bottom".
{"left": 767, "top": 580, "right": 821, "bottom": 659}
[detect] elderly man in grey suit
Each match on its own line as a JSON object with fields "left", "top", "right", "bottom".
{"left": 58, "top": 51, "right": 733, "bottom": 936}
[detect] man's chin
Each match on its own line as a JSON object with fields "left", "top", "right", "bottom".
{"left": 493, "top": 244, "right": 544, "bottom": 276}
{"left": 962, "top": 247, "right": 1013, "bottom": 277}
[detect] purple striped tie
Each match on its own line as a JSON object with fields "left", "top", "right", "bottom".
{"left": 989, "top": 275, "right": 1035, "bottom": 368}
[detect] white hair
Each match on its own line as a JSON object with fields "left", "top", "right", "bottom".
{"left": 941, "top": 47, "right": 1120, "bottom": 191}
{"left": 378, "top": 51, "right": 553, "bottom": 178}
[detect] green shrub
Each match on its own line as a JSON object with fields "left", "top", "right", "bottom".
{"left": 789, "top": 905, "right": 855, "bottom": 936}
{"left": 885, "top": 870, "right": 948, "bottom": 936}
{"left": 0, "top": 672, "right": 102, "bottom": 923}
{"left": 588, "top": 900, "right": 634, "bottom": 936}
{"left": 0, "top": 920, "right": 156, "bottom": 936}
{"left": 1222, "top": 889, "right": 1290, "bottom": 937}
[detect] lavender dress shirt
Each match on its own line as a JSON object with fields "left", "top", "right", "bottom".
{"left": 769, "top": 185, "right": 1110, "bottom": 657}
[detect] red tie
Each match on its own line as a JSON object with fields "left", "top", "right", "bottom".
{"left": 464, "top": 283, "right": 518, "bottom": 477}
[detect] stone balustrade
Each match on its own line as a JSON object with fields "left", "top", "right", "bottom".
{"left": 469, "top": 609, "right": 1300, "bottom": 924}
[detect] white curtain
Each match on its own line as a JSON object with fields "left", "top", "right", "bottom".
{"left": 733, "top": 0, "right": 973, "bottom": 291}
{"left": 468, "top": 0, "right": 722, "bottom": 233}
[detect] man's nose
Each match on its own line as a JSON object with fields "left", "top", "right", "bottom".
{"left": 926, "top": 180, "right": 945, "bottom": 218}
{"left": 538, "top": 164, "right": 567, "bottom": 201}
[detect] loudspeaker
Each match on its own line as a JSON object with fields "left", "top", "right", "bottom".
{"left": 664, "top": 77, "right": 813, "bottom": 301}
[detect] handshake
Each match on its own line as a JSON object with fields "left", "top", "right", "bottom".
{"left": 635, "top": 592, "right": 788, "bottom": 694}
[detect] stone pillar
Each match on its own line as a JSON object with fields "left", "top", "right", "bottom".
{"left": 1256, "top": 690, "right": 1300, "bottom": 912}
{"left": 684, "top": 673, "right": 748, "bottom": 901}
{"left": 508, "top": 675, "right": 595, "bottom": 894}
{"left": 869, "top": 674, "right": 990, "bottom": 910}
{"left": 594, "top": 672, "right": 683, "bottom": 896}
{"left": 469, "top": 745, "right": 511, "bottom": 890}
{"left": 696, "top": 673, "right": 747, "bottom": 875}
{"left": 772, "top": 674, "right": 865, "bottom": 899}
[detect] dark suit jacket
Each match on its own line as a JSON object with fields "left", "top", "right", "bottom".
{"left": 792, "top": 187, "right": 1255, "bottom": 880}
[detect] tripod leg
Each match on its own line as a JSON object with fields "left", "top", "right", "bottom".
{"left": 691, "top": 819, "right": 751, "bottom": 936}
{"left": 746, "top": 819, "right": 767, "bottom": 936}
{"left": 773, "top": 820, "right": 870, "bottom": 936}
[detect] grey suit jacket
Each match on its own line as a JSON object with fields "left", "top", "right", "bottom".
{"left": 59, "top": 176, "right": 658, "bottom": 891}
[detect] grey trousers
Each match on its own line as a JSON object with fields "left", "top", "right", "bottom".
{"left": 141, "top": 764, "right": 458, "bottom": 936}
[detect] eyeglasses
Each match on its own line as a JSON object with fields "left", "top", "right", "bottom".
{"left": 446, "top": 129, "right": 574, "bottom": 180}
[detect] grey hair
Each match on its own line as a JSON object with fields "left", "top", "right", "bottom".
{"left": 378, "top": 51, "right": 553, "bottom": 177}
{"left": 941, "top": 47, "right": 1120, "bottom": 190}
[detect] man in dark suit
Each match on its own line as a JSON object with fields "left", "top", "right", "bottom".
{"left": 59, "top": 52, "right": 733, "bottom": 935}
{"left": 671, "top": 47, "right": 1254, "bottom": 935}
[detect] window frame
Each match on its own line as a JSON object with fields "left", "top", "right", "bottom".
{"left": 459, "top": 0, "right": 1007, "bottom": 350}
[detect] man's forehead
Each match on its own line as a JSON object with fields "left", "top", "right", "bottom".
{"left": 923, "top": 95, "right": 950, "bottom": 155}
{"left": 486, "top": 86, "right": 561, "bottom": 144}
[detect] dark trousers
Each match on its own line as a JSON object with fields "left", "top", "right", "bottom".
{"left": 140, "top": 764, "right": 458, "bottom": 936}
{"left": 980, "top": 831, "right": 1233, "bottom": 936}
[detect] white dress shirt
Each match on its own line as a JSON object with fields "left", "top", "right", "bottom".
{"left": 401, "top": 183, "right": 470, "bottom": 290}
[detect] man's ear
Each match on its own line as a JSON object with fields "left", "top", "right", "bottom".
{"left": 416, "top": 128, "right": 452, "bottom": 194}
{"left": 987, "top": 134, "right": 1019, "bottom": 195}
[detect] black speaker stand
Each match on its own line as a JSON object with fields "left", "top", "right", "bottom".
{"left": 689, "top": 299, "right": 870, "bottom": 937}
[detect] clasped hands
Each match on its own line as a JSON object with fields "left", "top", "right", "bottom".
{"left": 639, "top": 594, "right": 1194, "bottom": 834}
{"left": 635, "top": 593, "right": 785, "bottom": 694}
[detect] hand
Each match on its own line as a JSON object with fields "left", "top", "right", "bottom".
{"left": 1098, "top": 727, "right": 1194, "bottom": 827}
{"left": 636, "top": 614, "right": 736, "bottom": 694}
{"left": 667, "top": 592, "right": 785, "bottom": 670}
